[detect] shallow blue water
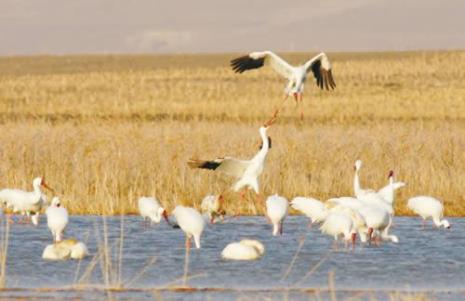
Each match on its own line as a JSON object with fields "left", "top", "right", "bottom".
{"left": 1, "top": 215, "right": 464, "bottom": 300}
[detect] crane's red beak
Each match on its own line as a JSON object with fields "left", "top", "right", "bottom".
{"left": 41, "top": 178, "right": 55, "bottom": 193}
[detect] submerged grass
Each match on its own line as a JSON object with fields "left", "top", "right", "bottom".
{"left": 0, "top": 51, "right": 463, "bottom": 216}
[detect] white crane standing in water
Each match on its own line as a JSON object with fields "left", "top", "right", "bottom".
{"left": 0, "top": 177, "right": 54, "bottom": 224}
{"left": 172, "top": 205, "right": 205, "bottom": 249}
{"left": 45, "top": 197, "right": 69, "bottom": 243}
{"left": 230, "top": 51, "right": 336, "bottom": 119}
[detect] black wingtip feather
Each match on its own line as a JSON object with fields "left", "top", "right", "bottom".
{"left": 188, "top": 159, "right": 221, "bottom": 170}
{"left": 230, "top": 55, "right": 265, "bottom": 73}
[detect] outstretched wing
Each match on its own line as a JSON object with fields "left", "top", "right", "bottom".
{"left": 304, "top": 52, "right": 336, "bottom": 90}
{"left": 188, "top": 157, "right": 250, "bottom": 178}
{"left": 230, "top": 51, "right": 294, "bottom": 79}
{"left": 377, "top": 181, "right": 406, "bottom": 203}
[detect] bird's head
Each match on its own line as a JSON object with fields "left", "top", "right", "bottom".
{"left": 51, "top": 197, "right": 61, "bottom": 207}
{"left": 259, "top": 136, "right": 272, "bottom": 150}
{"left": 443, "top": 220, "right": 451, "bottom": 229}
{"left": 34, "top": 176, "right": 55, "bottom": 193}
{"left": 354, "top": 160, "right": 362, "bottom": 171}
{"left": 388, "top": 170, "right": 394, "bottom": 179}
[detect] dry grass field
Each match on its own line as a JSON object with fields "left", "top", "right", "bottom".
{"left": 0, "top": 51, "right": 464, "bottom": 216}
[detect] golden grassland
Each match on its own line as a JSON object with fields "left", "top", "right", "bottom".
{"left": 0, "top": 51, "right": 464, "bottom": 216}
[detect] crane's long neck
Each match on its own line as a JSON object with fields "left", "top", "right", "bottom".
{"left": 253, "top": 127, "right": 269, "bottom": 161}
{"left": 353, "top": 168, "right": 361, "bottom": 197}
{"left": 385, "top": 176, "right": 395, "bottom": 205}
{"left": 33, "top": 183, "right": 42, "bottom": 197}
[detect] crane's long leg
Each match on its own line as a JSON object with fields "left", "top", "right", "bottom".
{"left": 6, "top": 214, "right": 14, "bottom": 224}
{"left": 307, "top": 221, "right": 313, "bottom": 229}
{"left": 249, "top": 191, "right": 258, "bottom": 215}
{"left": 239, "top": 190, "right": 246, "bottom": 202}
{"left": 298, "top": 93, "right": 304, "bottom": 121}
{"left": 183, "top": 236, "right": 191, "bottom": 287}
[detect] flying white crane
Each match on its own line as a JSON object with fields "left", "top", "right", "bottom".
{"left": 188, "top": 115, "right": 276, "bottom": 202}
{"left": 230, "top": 51, "right": 335, "bottom": 119}
{"left": 172, "top": 205, "right": 206, "bottom": 249}
{"left": 266, "top": 194, "right": 289, "bottom": 236}
{"left": 138, "top": 197, "right": 169, "bottom": 225}
{"left": 222, "top": 239, "right": 265, "bottom": 260}
{"left": 407, "top": 196, "right": 450, "bottom": 229}
{"left": 0, "top": 177, "right": 54, "bottom": 224}
{"left": 45, "top": 197, "right": 68, "bottom": 243}
{"left": 200, "top": 194, "right": 226, "bottom": 224}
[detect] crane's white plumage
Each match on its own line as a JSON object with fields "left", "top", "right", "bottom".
{"left": 354, "top": 162, "right": 405, "bottom": 212}
{"left": 377, "top": 181, "right": 406, "bottom": 205}
{"left": 407, "top": 196, "right": 450, "bottom": 229}
{"left": 230, "top": 51, "right": 336, "bottom": 99}
{"left": 42, "top": 238, "right": 89, "bottom": 260}
{"left": 290, "top": 197, "right": 327, "bottom": 226}
{"left": 353, "top": 160, "right": 375, "bottom": 198}
{"left": 138, "top": 197, "right": 166, "bottom": 224}
{"left": 266, "top": 194, "right": 289, "bottom": 236}
{"left": 319, "top": 209, "right": 357, "bottom": 246}
{"left": 188, "top": 120, "right": 275, "bottom": 195}
{"left": 46, "top": 197, "right": 68, "bottom": 242}
{"left": 0, "top": 177, "right": 53, "bottom": 225}
{"left": 221, "top": 239, "right": 265, "bottom": 260}
{"left": 329, "top": 169, "right": 401, "bottom": 244}
{"left": 200, "top": 194, "right": 225, "bottom": 223}
{"left": 357, "top": 204, "right": 398, "bottom": 243}
{"left": 172, "top": 205, "right": 205, "bottom": 249}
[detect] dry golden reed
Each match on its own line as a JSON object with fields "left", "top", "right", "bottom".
{"left": 0, "top": 51, "right": 464, "bottom": 216}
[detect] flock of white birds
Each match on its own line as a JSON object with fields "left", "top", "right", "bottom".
{"left": 0, "top": 51, "right": 451, "bottom": 262}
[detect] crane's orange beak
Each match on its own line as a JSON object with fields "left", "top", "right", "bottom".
{"left": 41, "top": 178, "right": 55, "bottom": 193}
{"left": 264, "top": 112, "right": 278, "bottom": 127}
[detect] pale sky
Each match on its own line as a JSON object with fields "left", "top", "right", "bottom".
{"left": 0, "top": 0, "right": 464, "bottom": 55}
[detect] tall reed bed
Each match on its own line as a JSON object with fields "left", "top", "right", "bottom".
{"left": 0, "top": 51, "right": 463, "bottom": 215}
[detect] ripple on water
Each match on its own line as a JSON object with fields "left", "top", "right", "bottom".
{"left": 3, "top": 216, "right": 465, "bottom": 300}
